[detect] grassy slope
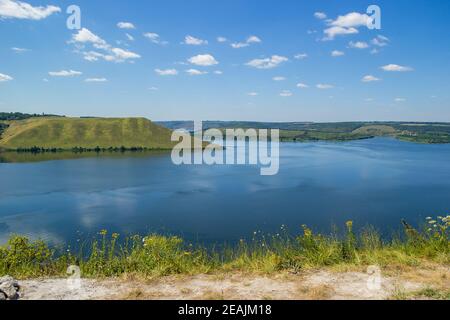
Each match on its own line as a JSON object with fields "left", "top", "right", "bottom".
{"left": 0, "top": 117, "right": 176, "bottom": 150}
{"left": 1, "top": 217, "right": 448, "bottom": 281}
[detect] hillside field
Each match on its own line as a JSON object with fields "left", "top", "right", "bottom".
{"left": 0, "top": 117, "right": 176, "bottom": 150}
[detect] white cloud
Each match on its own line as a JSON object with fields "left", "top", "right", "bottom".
{"left": 323, "top": 26, "right": 358, "bottom": 40}
{"left": 381, "top": 64, "right": 413, "bottom": 72}
{"left": 323, "top": 12, "right": 370, "bottom": 40}
{"left": 143, "top": 32, "right": 168, "bottom": 45}
{"left": 11, "top": 47, "right": 29, "bottom": 53}
{"left": 280, "top": 90, "right": 293, "bottom": 97}
{"left": 72, "top": 28, "right": 140, "bottom": 62}
{"left": 48, "top": 70, "right": 82, "bottom": 77}
{"left": 294, "top": 53, "right": 308, "bottom": 60}
{"left": 188, "top": 54, "right": 218, "bottom": 66}
{"left": 247, "top": 92, "right": 258, "bottom": 96}
{"left": 349, "top": 41, "right": 369, "bottom": 49}
{"left": 314, "top": 12, "right": 327, "bottom": 20}
{"left": 316, "top": 84, "right": 334, "bottom": 89}
{"left": 297, "top": 83, "right": 309, "bottom": 88}
{"left": 395, "top": 98, "right": 406, "bottom": 102}
{"left": 72, "top": 28, "right": 111, "bottom": 51}
{"left": 148, "top": 86, "right": 159, "bottom": 91}
{"left": 231, "top": 42, "right": 249, "bottom": 49}
{"left": 185, "top": 69, "right": 208, "bottom": 76}
{"left": 213, "top": 70, "right": 223, "bottom": 75}
{"left": 184, "top": 35, "right": 208, "bottom": 45}
{"left": 246, "top": 55, "right": 288, "bottom": 69}
{"left": 330, "top": 12, "right": 370, "bottom": 28}
{"left": 231, "top": 35, "right": 262, "bottom": 49}
{"left": 331, "top": 50, "right": 344, "bottom": 57}
{"left": 362, "top": 75, "right": 381, "bottom": 82}
{"left": 111, "top": 47, "right": 140, "bottom": 60}
{"left": 125, "top": 33, "right": 134, "bottom": 41}
{"left": 117, "top": 22, "right": 135, "bottom": 29}
{"left": 0, "top": 73, "right": 13, "bottom": 82}
{"left": 155, "top": 68, "right": 178, "bottom": 76}
{"left": 372, "top": 35, "right": 389, "bottom": 47}
{"left": 85, "top": 78, "right": 107, "bottom": 82}
{"left": 273, "top": 76, "right": 286, "bottom": 81}
{"left": 0, "top": 0, "right": 60, "bottom": 20}
{"left": 217, "top": 36, "right": 227, "bottom": 43}
{"left": 246, "top": 35, "right": 261, "bottom": 43}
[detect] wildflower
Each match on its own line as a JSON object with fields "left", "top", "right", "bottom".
{"left": 426, "top": 217, "right": 432, "bottom": 220}
{"left": 346, "top": 221, "right": 354, "bottom": 232}
{"left": 428, "top": 220, "right": 437, "bottom": 225}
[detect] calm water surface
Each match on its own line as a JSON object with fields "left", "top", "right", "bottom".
{"left": 1, "top": 138, "right": 450, "bottom": 246}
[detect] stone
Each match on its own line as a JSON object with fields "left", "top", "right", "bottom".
{"left": 0, "top": 276, "right": 20, "bottom": 300}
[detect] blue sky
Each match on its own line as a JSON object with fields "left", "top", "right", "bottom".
{"left": 0, "top": 0, "right": 449, "bottom": 122}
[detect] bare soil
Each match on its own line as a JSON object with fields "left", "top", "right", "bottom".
{"left": 19, "top": 265, "right": 449, "bottom": 300}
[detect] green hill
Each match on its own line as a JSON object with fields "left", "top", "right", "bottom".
{"left": 0, "top": 117, "right": 176, "bottom": 150}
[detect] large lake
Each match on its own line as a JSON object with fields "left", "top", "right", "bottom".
{"left": 1, "top": 138, "right": 450, "bottom": 246}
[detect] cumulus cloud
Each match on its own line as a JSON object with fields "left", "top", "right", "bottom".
{"left": 117, "top": 22, "right": 135, "bottom": 29}
{"left": 395, "top": 98, "right": 406, "bottom": 102}
{"left": 231, "top": 35, "right": 261, "bottom": 49}
{"left": 297, "top": 83, "right": 309, "bottom": 88}
{"left": 0, "top": 73, "right": 13, "bottom": 81}
{"left": 362, "top": 75, "right": 381, "bottom": 82}
{"left": 185, "top": 69, "right": 208, "bottom": 75}
{"left": 323, "top": 12, "right": 370, "bottom": 40}
{"left": 72, "top": 28, "right": 109, "bottom": 49}
{"left": 111, "top": 47, "right": 141, "bottom": 60}
{"left": 280, "top": 90, "right": 293, "bottom": 97}
{"left": 48, "top": 70, "right": 82, "bottom": 77}
{"left": 323, "top": 26, "right": 358, "bottom": 40}
{"left": 372, "top": 35, "right": 389, "bottom": 47}
{"left": 316, "top": 84, "right": 334, "bottom": 89}
{"left": 381, "top": 64, "right": 413, "bottom": 72}
{"left": 0, "top": 0, "right": 60, "bottom": 20}
{"left": 188, "top": 54, "right": 218, "bottom": 66}
{"left": 184, "top": 35, "right": 208, "bottom": 45}
{"left": 143, "top": 32, "right": 167, "bottom": 45}
{"left": 331, "top": 50, "right": 345, "bottom": 57}
{"left": 330, "top": 12, "right": 370, "bottom": 28}
{"left": 155, "top": 68, "right": 178, "bottom": 76}
{"left": 273, "top": 76, "right": 286, "bottom": 81}
{"left": 349, "top": 41, "right": 369, "bottom": 49}
{"left": 314, "top": 12, "right": 327, "bottom": 20}
{"left": 85, "top": 78, "right": 107, "bottom": 82}
{"left": 247, "top": 92, "right": 259, "bottom": 96}
{"left": 217, "top": 36, "right": 227, "bottom": 43}
{"left": 71, "top": 28, "right": 141, "bottom": 62}
{"left": 246, "top": 55, "right": 288, "bottom": 69}
{"left": 213, "top": 70, "right": 223, "bottom": 75}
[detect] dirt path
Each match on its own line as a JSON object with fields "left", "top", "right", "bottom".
{"left": 19, "top": 267, "right": 449, "bottom": 300}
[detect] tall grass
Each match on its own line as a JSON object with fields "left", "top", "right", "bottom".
{"left": 0, "top": 217, "right": 448, "bottom": 280}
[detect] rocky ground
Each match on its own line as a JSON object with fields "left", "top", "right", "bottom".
{"left": 6, "top": 265, "right": 448, "bottom": 300}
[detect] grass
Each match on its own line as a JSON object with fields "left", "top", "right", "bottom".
{"left": 0, "top": 117, "right": 176, "bottom": 150}
{"left": 0, "top": 217, "right": 448, "bottom": 280}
